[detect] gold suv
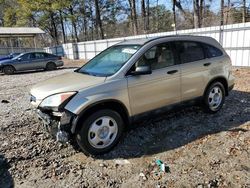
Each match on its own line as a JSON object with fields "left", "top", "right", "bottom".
{"left": 30, "top": 35, "right": 235, "bottom": 155}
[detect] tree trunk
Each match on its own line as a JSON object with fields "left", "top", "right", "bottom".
{"left": 69, "top": 6, "right": 79, "bottom": 42}
{"left": 156, "top": 0, "right": 159, "bottom": 31}
{"left": 141, "top": 0, "right": 146, "bottom": 32}
{"left": 226, "top": 0, "right": 230, "bottom": 24}
{"left": 83, "top": 3, "right": 88, "bottom": 41}
{"left": 193, "top": 0, "right": 200, "bottom": 28}
{"left": 89, "top": 5, "right": 94, "bottom": 40}
{"left": 94, "top": 0, "right": 104, "bottom": 39}
{"left": 128, "top": 0, "right": 138, "bottom": 35}
{"left": 220, "top": 0, "right": 224, "bottom": 26}
{"left": 80, "top": 0, "right": 88, "bottom": 41}
{"left": 199, "top": 0, "right": 204, "bottom": 27}
{"left": 172, "top": 0, "right": 177, "bottom": 31}
{"left": 59, "top": 10, "right": 66, "bottom": 44}
{"left": 146, "top": 0, "right": 149, "bottom": 31}
{"left": 50, "top": 12, "right": 59, "bottom": 45}
{"left": 243, "top": 0, "right": 246, "bottom": 23}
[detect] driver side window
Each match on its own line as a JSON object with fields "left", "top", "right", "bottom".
{"left": 136, "top": 43, "right": 175, "bottom": 70}
{"left": 20, "top": 54, "right": 29, "bottom": 60}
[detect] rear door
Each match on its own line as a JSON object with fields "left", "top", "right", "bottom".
{"left": 127, "top": 42, "right": 181, "bottom": 116}
{"left": 33, "top": 52, "right": 47, "bottom": 69}
{"left": 175, "top": 41, "right": 211, "bottom": 101}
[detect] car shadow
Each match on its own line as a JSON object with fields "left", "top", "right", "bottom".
{"left": 0, "top": 154, "right": 14, "bottom": 188}
{"left": 96, "top": 90, "right": 250, "bottom": 159}
{"left": 0, "top": 66, "right": 78, "bottom": 76}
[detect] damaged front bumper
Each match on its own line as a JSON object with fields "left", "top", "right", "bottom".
{"left": 36, "top": 109, "right": 75, "bottom": 143}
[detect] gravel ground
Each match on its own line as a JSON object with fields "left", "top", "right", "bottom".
{"left": 0, "top": 66, "right": 249, "bottom": 188}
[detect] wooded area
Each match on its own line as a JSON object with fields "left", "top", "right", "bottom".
{"left": 0, "top": 0, "right": 249, "bottom": 46}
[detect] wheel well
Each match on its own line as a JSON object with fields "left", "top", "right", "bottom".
{"left": 47, "top": 62, "right": 56, "bottom": 66}
{"left": 204, "top": 77, "right": 228, "bottom": 96}
{"left": 4, "top": 65, "right": 16, "bottom": 70}
{"left": 73, "top": 100, "right": 130, "bottom": 134}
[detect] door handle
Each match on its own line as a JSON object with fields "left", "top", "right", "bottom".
{"left": 203, "top": 62, "right": 211, "bottom": 66}
{"left": 167, "top": 70, "right": 178, "bottom": 74}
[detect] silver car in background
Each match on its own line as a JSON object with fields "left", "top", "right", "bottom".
{"left": 0, "top": 52, "right": 63, "bottom": 75}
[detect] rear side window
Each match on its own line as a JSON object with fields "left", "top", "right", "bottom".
{"left": 175, "top": 41, "right": 205, "bottom": 64}
{"left": 47, "top": 53, "right": 57, "bottom": 58}
{"left": 35, "top": 53, "right": 45, "bottom": 59}
{"left": 203, "top": 44, "right": 223, "bottom": 58}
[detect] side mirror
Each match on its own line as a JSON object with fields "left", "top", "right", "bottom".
{"left": 17, "top": 57, "right": 22, "bottom": 61}
{"left": 130, "top": 65, "right": 152, "bottom": 76}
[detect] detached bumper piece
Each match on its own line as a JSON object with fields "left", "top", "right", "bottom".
{"left": 36, "top": 109, "right": 75, "bottom": 143}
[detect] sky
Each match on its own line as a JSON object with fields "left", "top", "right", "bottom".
{"left": 150, "top": 0, "right": 250, "bottom": 13}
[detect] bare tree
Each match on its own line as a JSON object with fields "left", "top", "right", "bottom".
{"left": 146, "top": 0, "right": 149, "bottom": 31}
{"left": 225, "top": 0, "right": 231, "bottom": 24}
{"left": 243, "top": 0, "right": 246, "bottom": 23}
{"left": 69, "top": 5, "right": 79, "bottom": 42}
{"left": 193, "top": 0, "right": 203, "bottom": 28}
{"left": 172, "top": 0, "right": 177, "bottom": 31}
{"left": 193, "top": 0, "right": 198, "bottom": 28}
{"left": 171, "top": 0, "right": 187, "bottom": 30}
{"left": 59, "top": 10, "right": 66, "bottom": 43}
{"left": 128, "top": 0, "right": 138, "bottom": 35}
{"left": 94, "top": 0, "right": 104, "bottom": 39}
{"left": 199, "top": 0, "right": 204, "bottom": 26}
{"left": 141, "top": 0, "right": 146, "bottom": 32}
{"left": 220, "top": 0, "right": 224, "bottom": 26}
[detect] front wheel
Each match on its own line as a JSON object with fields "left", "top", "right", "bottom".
{"left": 76, "top": 109, "right": 124, "bottom": 155}
{"left": 3, "top": 65, "right": 15, "bottom": 75}
{"left": 203, "top": 82, "right": 225, "bottom": 113}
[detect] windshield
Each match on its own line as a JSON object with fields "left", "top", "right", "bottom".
{"left": 78, "top": 45, "right": 141, "bottom": 76}
{"left": 12, "top": 53, "right": 24, "bottom": 60}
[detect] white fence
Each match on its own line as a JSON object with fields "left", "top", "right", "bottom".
{"left": 44, "top": 22, "right": 250, "bottom": 67}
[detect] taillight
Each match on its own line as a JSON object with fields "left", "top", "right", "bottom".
{"left": 58, "top": 56, "right": 62, "bottom": 60}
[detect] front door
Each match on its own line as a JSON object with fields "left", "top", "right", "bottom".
{"left": 127, "top": 42, "right": 181, "bottom": 116}
{"left": 14, "top": 53, "right": 31, "bottom": 71}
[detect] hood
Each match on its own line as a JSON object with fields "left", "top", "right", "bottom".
{"left": 0, "top": 57, "right": 8, "bottom": 61}
{"left": 30, "top": 72, "right": 106, "bottom": 100}
{"left": 0, "top": 59, "right": 12, "bottom": 64}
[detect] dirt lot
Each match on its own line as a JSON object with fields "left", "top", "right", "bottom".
{"left": 0, "top": 63, "right": 249, "bottom": 188}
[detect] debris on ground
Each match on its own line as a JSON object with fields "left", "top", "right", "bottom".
{"left": 1, "top": 99, "right": 10, "bottom": 104}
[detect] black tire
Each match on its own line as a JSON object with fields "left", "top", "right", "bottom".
{"left": 203, "top": 82, "right": 225, "bottom": 113}
{"left": 46, "top": 62, "right": 56, "bottom": 71}
{"left": 76, "top": 109, "right": 124, "bottom": 156}
{"left": 3, "top": 65, "right": 15, "bottom": 75}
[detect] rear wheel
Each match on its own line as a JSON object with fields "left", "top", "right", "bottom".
{"left": 76, "top": 109, "right": 124, "bottom": 155}
{"left": 3, "top": 65, "right": 15, "bottom": 75}
{"left": 46, "top": 62, "right": 56, "bottom": 71}
{"left": 203, "top": 82, "right": 225, "bottom": 113}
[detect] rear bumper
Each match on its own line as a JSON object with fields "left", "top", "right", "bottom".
{"left": 55, "top": 60, "right": 64, "bottom": 67}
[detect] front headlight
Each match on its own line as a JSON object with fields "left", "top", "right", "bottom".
{"left": 40, "top": 92, "right": 76, "bottom": 109}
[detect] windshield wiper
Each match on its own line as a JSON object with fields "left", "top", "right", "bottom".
{"left": 78, "top": 70, "right": 98, "bottom": 76}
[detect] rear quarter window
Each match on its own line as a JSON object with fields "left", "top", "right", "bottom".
{"left": 203, "top": 44, "right": 223, "bottom": 58}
